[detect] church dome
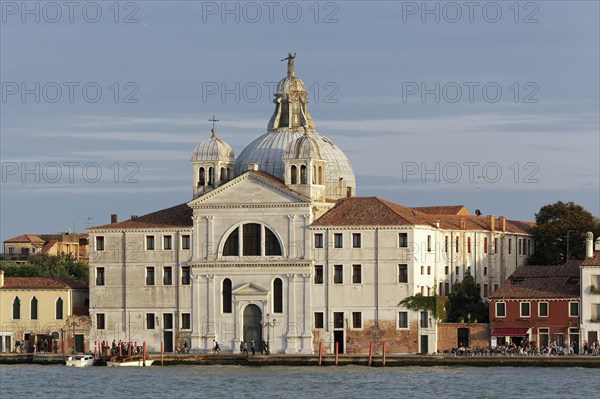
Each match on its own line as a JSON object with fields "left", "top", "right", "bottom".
{"left": 191, "top": 128, "right": 235, "bottom": 162}
{"left": 286, "top": 132, "right": 322, "bottom": 159}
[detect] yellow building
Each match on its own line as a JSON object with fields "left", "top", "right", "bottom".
{"left": 0, "top": 270, "right": 88, "bottom": 353}
{"left": 3, "top": 233, "right": 89, "bottom": 261}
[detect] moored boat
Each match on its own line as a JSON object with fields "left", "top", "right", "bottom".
{"left": 65, "top": 354, "right": 95, "bottom": 367}
{"left": 106, "top": 355, "right": 154, "bottom": 367}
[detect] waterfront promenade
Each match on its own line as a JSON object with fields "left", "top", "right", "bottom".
{"left": 1, "top": 353, "right": 598, "bottom": 368}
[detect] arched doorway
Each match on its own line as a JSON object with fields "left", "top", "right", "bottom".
{"left": 243, "top": 304, "right": 262, "bottom": 348}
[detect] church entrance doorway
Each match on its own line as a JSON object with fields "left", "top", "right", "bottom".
{"left": 243, "top": 305, "right": 262, "bottom": 349}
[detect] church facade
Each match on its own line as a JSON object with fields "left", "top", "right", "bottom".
{"left": 88, "top": 57, "right": 533, "bottom": 354}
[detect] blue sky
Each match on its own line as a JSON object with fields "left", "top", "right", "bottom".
{"left": 1, "top": 0, "right": 599, "bottom": 243}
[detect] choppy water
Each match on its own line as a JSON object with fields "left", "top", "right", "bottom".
{"left": 0, "top": 364, "right": 598, "bottom": 399}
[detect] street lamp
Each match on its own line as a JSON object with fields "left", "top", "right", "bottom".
{"left": 260, "top": 313, "right": 276, "bottom": 354}
{"left": 466, "top": 313, "right": 472, "bottom": 349}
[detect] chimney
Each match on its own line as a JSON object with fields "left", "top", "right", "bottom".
{"left": 490, "top": 216, "right": 495, "bottom": 231}
{"left": 460, "top": 219, "right": 466, "bottom": 230}
{"left": 247, "top": 163, "right": 259, "bottom": 171}
{"left": 499, "top": 216, "right": 506, "bottom": 232}
{"left": 111, "top": 214, "right": 118, "bottom": 224}
{"left": 131, "top": 215, "right": 138, "bottom": 220}
{"left": 586, "top": 232, "right": 594, "bottom": 258}
{"left": 595, "top": 238, "right": 600, "bottom": 252}
{"left": 0, "top": 269, "right": 4, "bottom": 288}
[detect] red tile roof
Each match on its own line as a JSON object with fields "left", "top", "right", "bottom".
{"left": 412, "top": 205, "right": 471, "bottom": 216}
{"left": 490, "top": 262, "right": 580, "bottom": 300}
{"left": 1, "top": 277, "right": 88, "bottom": 290}
{"left": 581, "top": 252, "right": 600, "bottom": 266}
{"left": 90, "top": 203, "right": 193, "bottom": 230}
{"left": 41, "top": 240, "right": 58, "bottom": 254}
{"left": 312, "top": 197, "right": 533, "bottom": 234}
{"left": 4, "top": 234, "right": 45, "bottom": 244}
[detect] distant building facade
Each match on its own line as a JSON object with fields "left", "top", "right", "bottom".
{"left": 580, "top": 233, "right": 600, "bottom": 350}
{"left": 3, "top": 233, "right": 89, "bottom": 260}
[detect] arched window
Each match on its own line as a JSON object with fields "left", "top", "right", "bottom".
{"left": 208, "top": 167, "right": 214, "bottom": 186}
{"left": 300, "top": 165, "right": 307, "bottom": 184}
{"left": 56, "top": 298, "right": 63, "bottom": 320}
{"left": 199, "top": 167, "right": 205, "bottom": 186}
{"left": 265, "top": 228, "right": 282, "bottom": 256}
{"left": 220, "top": 167, "right": 226, "bottom": 182}
{"left": 318, "top": 166, "right": 323, "bottom": 184}
{"left": 227, "top": 167, "right": 231, "bottom": 180}
{"left": 222, "top": 278, "right": 232, "bottom": 313}
{"left": 12, "top": 297, "right": 20, "bottom": 319}
{"left": 290, "top": 165, "right": 297, "bottom": 184}
{"left": 273, "top": 278, "right": 283, "bottom": 313}
{"left": 31, "top": 297, "right": 38, "bottom": 320}
{"left": 223, "top": 227, "right": 239, "bottom": 256}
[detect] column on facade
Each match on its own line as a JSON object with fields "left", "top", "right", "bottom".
{"left": 288, "top": 215, "right": 295, "bottom": 259}
{"left": 303, "top": 214, "right": 310, "bottom": 260}
{"left": 205, "top": 274, "right": 215, "bottom": 350}
{"left": 191, "top": 272, "right": 202, "bottom": 349}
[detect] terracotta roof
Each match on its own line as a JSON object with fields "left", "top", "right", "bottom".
{"left": 490, "top": 262, "right": 580, "bottom": 300}
{"left": 90, "top": 203, "right": 193, "bottom": 230}
{"left": 4, "top": 234, "right": 45, "bottom": 244}
{"left": 581, "top": 252, "right": 600, "bottom": 266}
{"left": 41, "top": 240, "right": 58, "bottom": 254}
{"left": 312, "top": 197, "right": 533, "bottom": 234}
{"left": 412, "top": 205, "right": 471, "bottom": 216}
{"left": 1, "top": 277, "right": 88, "bottom": 290}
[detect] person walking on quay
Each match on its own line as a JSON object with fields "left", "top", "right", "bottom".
{"left": 213, "top": 340, "right": 220, "bottom": 354}
{"left": 251, "top": 340, "right": 256, "bottom": 355}
{"left": 183, "top": 340, "right": 188, "bottom": 354}
{"left": 240, "top": 340, "right": 244, "bottom": 354}
{"left": 242, "top": 341, "right": 249, "bottom": 355}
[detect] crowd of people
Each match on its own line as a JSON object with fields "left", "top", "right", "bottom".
{"left": 444, "top": 339, "right": 600, "bottom": 356}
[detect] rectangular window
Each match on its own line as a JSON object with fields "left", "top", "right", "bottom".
{"left": 96, "top": 267, "right": 105, "bottom": 286}
{"left": 455, "top": 237, "right": 459, "bottom": 253}
{"left": 444, "top": 236, "right": 449, "bottom": 252}
{"left": 314, "top": 265, "right": 323, "bottom": 284}
{"left": 484, "top": 267, "right": 488, "bottom": 276}
{"left": 314, "top": 233, "right": 324, "bottom": 248}
{"left": 591, "top": 275, "right": 600, "bottom": 292}
{"left": 427, "top": 235, "right": 431, "bottom": 252}
{"left": 96, "top": 313, "right": 105, "bottom": 330}
{"left": 468, "top": 267, "right": 471, "bottom": 275}
{"left": 146, "top": 267, "right": 155, "bottom": 286}
{"left": 439, "top": 282, "right": 443, "bottom": 295}
{"left": 421, "top": 286, "right": 425, "bottom": 296}
{"left": 96, "top": 236, "right": 104, "bottom": 251}
{"left": 333, "top": 312, "right": 344, "bottom": 329}
{"left": 555, "top": 333, "right": 564, "bottom": 347}
{"left": 334, "top": 265, "right": 343, "bottom": 284}
{"left": 163, "top": 267, "right": 172, "bottom": 285}
{"left": 468, "top": 237, "right": 471, "bottom": 254}
{"left": 569, "top": 302, "right": 579, "bottom": 317}
{"left": 146, "top": 235, "right": 155, "bottom": 250}
{"left": 399, "top": 311, "right": 409, "bottom": 329}
{"left": 334, "top": 233, "right": 343, "bottom": 248}
{"left": 483, "top": 284, "right": 488, "bottom": 297}
{"left": 182, "top": 313, "right": 191, "bottom": 330}
{"left": 352, "top": 312, "right": 362, "bottom": 329}
{"left": 455, "top": 266, "right": 460, "bottom": 276}
{"left": 420, "top": 311, "right": 429, "bottom": 328}
{"left": 314, "top": 312, "right": 324, "bottom": 328}
{"left": 520, "top": 302, "right": 531, "bottom": 317}
{"left": 146, "top": 313, "right": 155, "bottom": 329}
{"left": 352, "top": 265, "right": 362, "bottom": 284}
{"left": 496, "top": 302, "right": 506, "bottom": 317}
{"left": 427, "top": 266, "right": 431, "bottom": 275}
{"left": 444, "top": 283, "right": 449, "bottom": 295}
{"left": 494, "top": 284, "right": 498, "bottom": 293}
{"left": 539, "top": 302, "right": 549, "bottom": 317}
{"left": 399, "top": 233, "right": 408, "bottom": 248}
{"left": 163, "top": 313, "right": 173, "bottom": 330}
{"left": 420, "top": 265, "right": 424, "bottom": 275}
{"left": 8, "top": 247, "right": 14, "bottom": 254}
{"left": 591, "top": 304, "right": 600, "bottom": 321}
{"left": 494, "top": 238, "right": 498, "bottom": 254}
{"left": 181, "top": 266, "right": 191, "bottom": 285}
{"left": 484, "top": 237, "right": 488, "bottom": 254}
{"left": 508, "top": 238, "right": 512, "bottom": 254}
{"left": 444, "top": 266, "right": 449, "bottom": 275}
{"left": 181, "top": 235, "right": 191, "bottom": 250}
{"left": 163, "top": 235, "right": 172, "bottom": 250}
{"left": 352, "top": 233, "right": 361, "bottom": 248}
{"left": 398, "top": 264, "right": 408, "bottom": 283}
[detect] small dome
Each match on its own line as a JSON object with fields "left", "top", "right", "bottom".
{"left": 191, "top": 128, "right": 235, "bottom": 162}
{"left": 286, "top": 132, "right": 322, "bottom": 159}
{"left": 276, "top": 76, "right": 307, "bottom": 94}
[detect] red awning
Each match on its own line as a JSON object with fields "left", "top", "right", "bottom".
{"left": 492, "top": 328, "right": 529, "bottom": 336}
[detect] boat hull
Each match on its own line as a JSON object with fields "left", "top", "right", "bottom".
{"left": 107, "top": 359, "right": 154, "bottom": 367}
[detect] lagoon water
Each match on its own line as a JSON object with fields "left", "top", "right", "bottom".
{"left": 0, "top": 364, "right": 598, "bottom": 399}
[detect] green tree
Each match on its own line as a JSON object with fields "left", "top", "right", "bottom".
{"left": 528, "top": 201, "right": 600, "bottom": 265}
{"left": 1, "top": 254, "right": 88, "bottom": 281}
{"left": 446, "top": 273, "right": 487, "bottom": 323}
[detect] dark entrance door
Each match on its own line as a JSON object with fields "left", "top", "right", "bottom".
{"left": 74, "top": 335, "right": 84, "bottom": 353}
{"left": 243, "top": 305, "right": 262, "bottom": 348}
{"left": 420, "top": 335, "right": 429, "bottom": 354}
{"left": 334, "top": 331, "right": 344, "bottom": 354}
{"left": 457, "top": 328, "right": 469, "bottom": 348}
{"left": 163, "top": 331, "right": 173, "bottom": 352}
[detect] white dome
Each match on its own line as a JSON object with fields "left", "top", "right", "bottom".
{"left": 191, "top": 129, "right": 235, "bottom": 162}
{"left": 235, "top": 130, "right": 355, "bottom": 199}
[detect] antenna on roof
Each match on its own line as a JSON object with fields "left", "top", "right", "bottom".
{"left": 475, "top": 209, "right": 482, "bottom": 216}
{"left": 85, "top": 217, "right": 93, "bottom": 229}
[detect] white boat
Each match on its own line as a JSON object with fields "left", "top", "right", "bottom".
{"left": 65, "top": 354, "right": 95, "bottom": 367}
{"left": 106, "top": 355, "right": 154, "bottom": 367}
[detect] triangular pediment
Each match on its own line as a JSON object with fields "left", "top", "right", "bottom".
{"left": 232, "top": 282, "right": 269, "bottom": 295}
{"left": 188, "top": 171, "right": 311, "bottom": 207}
